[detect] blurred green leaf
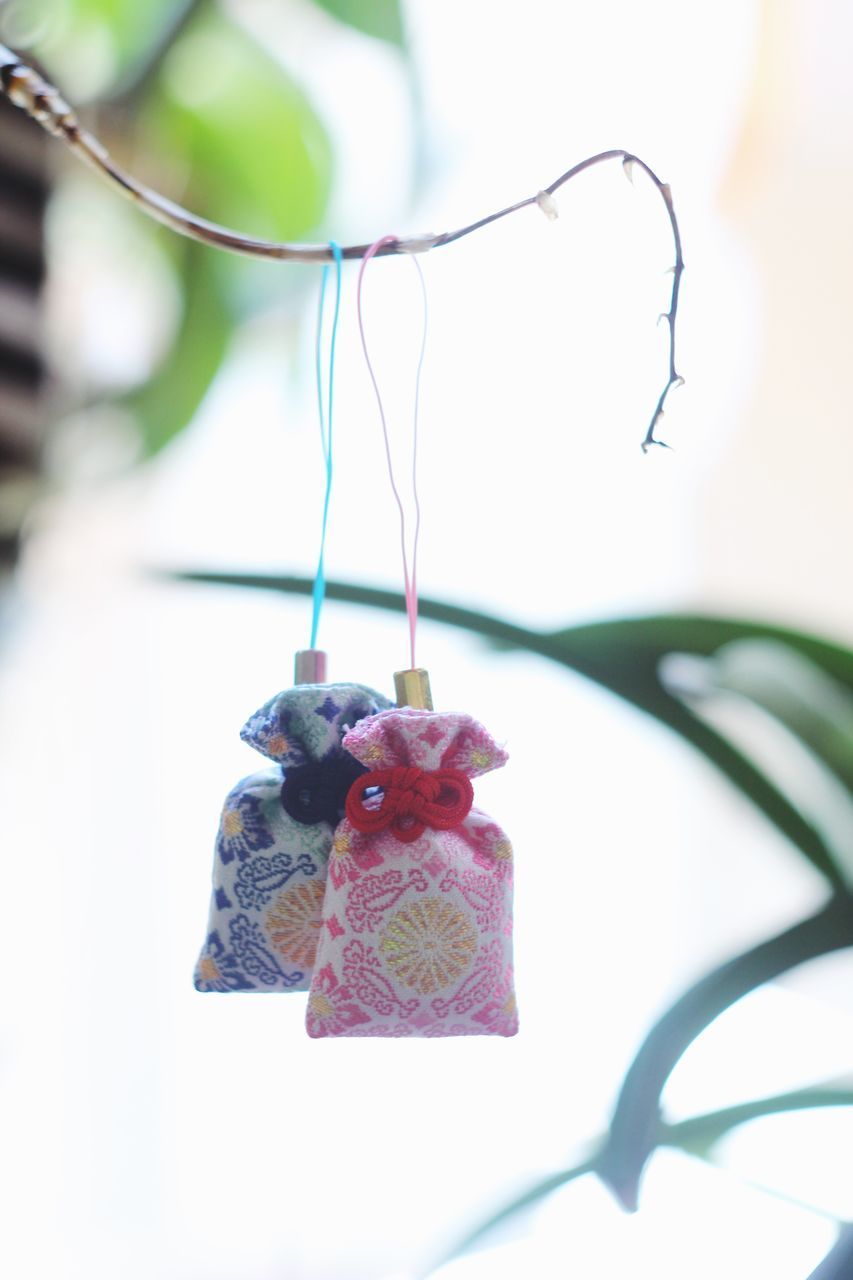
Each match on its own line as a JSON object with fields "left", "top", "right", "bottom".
{"left": 166, "top": 574, "right": 852, "bottom": 888}
{"left": 60, "top": 0, "right": 180, "bottom": 53}
{"left": 596, "top": 894, "right": 853, "bottom": 1211}
{"left": 38, "top": 0, "right": 189, "bottom": 94}
{"left": 439, "top": 1083, "right": 853, "bottom": 1265}
{"left": 312, "top": 0, "right": 405, "bottom": 47}
{"left": 440, "top": 1157, "right": 599, "bottom": 1264}
{"left": 661, "top": 1080, "right": 853, "bottom": 1158}
{"left": 807, "top": 1226, "right": 853, "bottom": 1280}
{"left": 149, "top": 8, "right": 332, "bottom": 245}
{"left": 666, "top": 638, "right": 853, "bottom": 885}
{"left": 126, "top": 239, "right": 231, "bottom": 454}
{"left": 702, "top": 639, "right": 853, "bottom": 794}
{"left": 123, "top": 8, "right": 333, "bottom": 449}
{"left": 543, "top": 616, "right": 853, "bottom": 888}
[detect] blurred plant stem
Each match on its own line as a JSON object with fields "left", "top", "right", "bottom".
{"left": 806, "top": 1226, "right": 853, "bottom": 1280}
{"left": 439, "top": 1083, "right": 853, "bottom": 1266}
{"left": 597, "top": 893, "right": 853, "bottom": 1210}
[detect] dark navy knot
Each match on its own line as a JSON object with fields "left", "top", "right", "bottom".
{"left": 280, "top": 753, "right": 367, "bottom": 827}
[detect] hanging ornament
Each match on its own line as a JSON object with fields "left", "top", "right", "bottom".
{"left": 307, "top": 705, "right": 516, "bottom": 1036}
{"left": 194, "top": 680, "right": 391, "bottom": 993}
{"left": 306, "top": 239, "right": 518, "bottom": 1037}
{"left": 194, "top": 244, "right": 393, "bottom": 994}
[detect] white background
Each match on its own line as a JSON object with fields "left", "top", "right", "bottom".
{"left": 1, "top": 2, "right": 852, "bottom": 1277}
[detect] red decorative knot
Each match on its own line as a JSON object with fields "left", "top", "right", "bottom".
{"left": 345, "top": 766, "right": 474, "bottom": 843}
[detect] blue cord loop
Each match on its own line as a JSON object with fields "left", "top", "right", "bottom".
{"left": 310, "top": 240, "right": 343, "bottom": 649}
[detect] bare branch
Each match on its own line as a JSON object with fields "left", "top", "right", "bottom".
{"left": 0, "top": 43, "right": 685, "bottom": 449}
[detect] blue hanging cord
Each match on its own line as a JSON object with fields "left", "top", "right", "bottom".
{"left": 310, "top": 240, "right": 343, "bottom": 650}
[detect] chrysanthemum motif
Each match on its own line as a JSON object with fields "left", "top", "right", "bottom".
{"left": 266, "top": 877, "right": 326, "bottom": 967}
{"left": 328, "top": 826, "right": 382, "bottom": 889}
{"left": 439, "top": 721, "right": 508, "bottom": 778}
{"left": 217, "top": 792, "right": 274, "bottom": 864}
{"left": 379, "top": 897, "right": 477, "bottom": 994}
{"left": 265, "top": 733, "right": 290, "bottom": 758}
{"left": 306, "top": 964, "right": 371, "bottom": 1037}
{"left": 463, "top": 818, "right": 514, "bottom": 878}
{"left": 194, "top": 930, "right": 254, "bottom": 992}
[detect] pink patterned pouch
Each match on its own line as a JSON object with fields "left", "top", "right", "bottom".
{"left": 306, "top": 708, "right": 517, "bottom": 1038}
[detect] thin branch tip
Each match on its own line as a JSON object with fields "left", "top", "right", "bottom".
{"left": 0, "top": 43, "right": 685, "bottom": 450}
{"left": 641, "top": 412, "right": 674, "bottom": 453}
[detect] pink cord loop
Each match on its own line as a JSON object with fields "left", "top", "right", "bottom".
{"left": 357, "top": 236, "right": 428, "bottom": 671}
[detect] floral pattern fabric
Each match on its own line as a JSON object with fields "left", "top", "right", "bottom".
{"left": 195, "top": 682, "right": 391, "bottom": 993}
{"left": 307, "top": 708, "right": 517, "bottom": 1037}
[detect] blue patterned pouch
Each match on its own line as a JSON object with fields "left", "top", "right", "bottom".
{"left": 194, "top": 682, "right": 391, "bottom": 993}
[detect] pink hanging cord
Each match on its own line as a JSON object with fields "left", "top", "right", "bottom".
{"left": 357, "top": 236, "right": 429, "bottom": 670}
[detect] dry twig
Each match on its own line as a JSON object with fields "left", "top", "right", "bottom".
{"left": 0, "top": 42, "right": 684, "bottom": 449}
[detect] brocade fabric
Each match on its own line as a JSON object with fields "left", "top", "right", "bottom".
{"left": 194, "top": 682, "right": 391, "bottom": 993}
{"left": 306, "top": 708, "right": 517, "bottom": 1037}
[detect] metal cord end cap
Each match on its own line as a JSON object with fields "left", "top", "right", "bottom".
{"left": 294, "top": 649, "right": 328, "bottom": 685}
{"left": 394, "top": 668, "right": 433, "bottom": 710}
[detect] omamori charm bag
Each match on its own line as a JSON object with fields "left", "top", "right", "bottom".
{"left": 194, "top": 682, "right": 391, "bottom": 993}
{"left": 306, "top": 706, "right": 517, "bottom": 1037}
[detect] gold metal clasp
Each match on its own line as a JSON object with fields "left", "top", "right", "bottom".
{"left": 394, "top": 668, "right": 433, "bottom": 710}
